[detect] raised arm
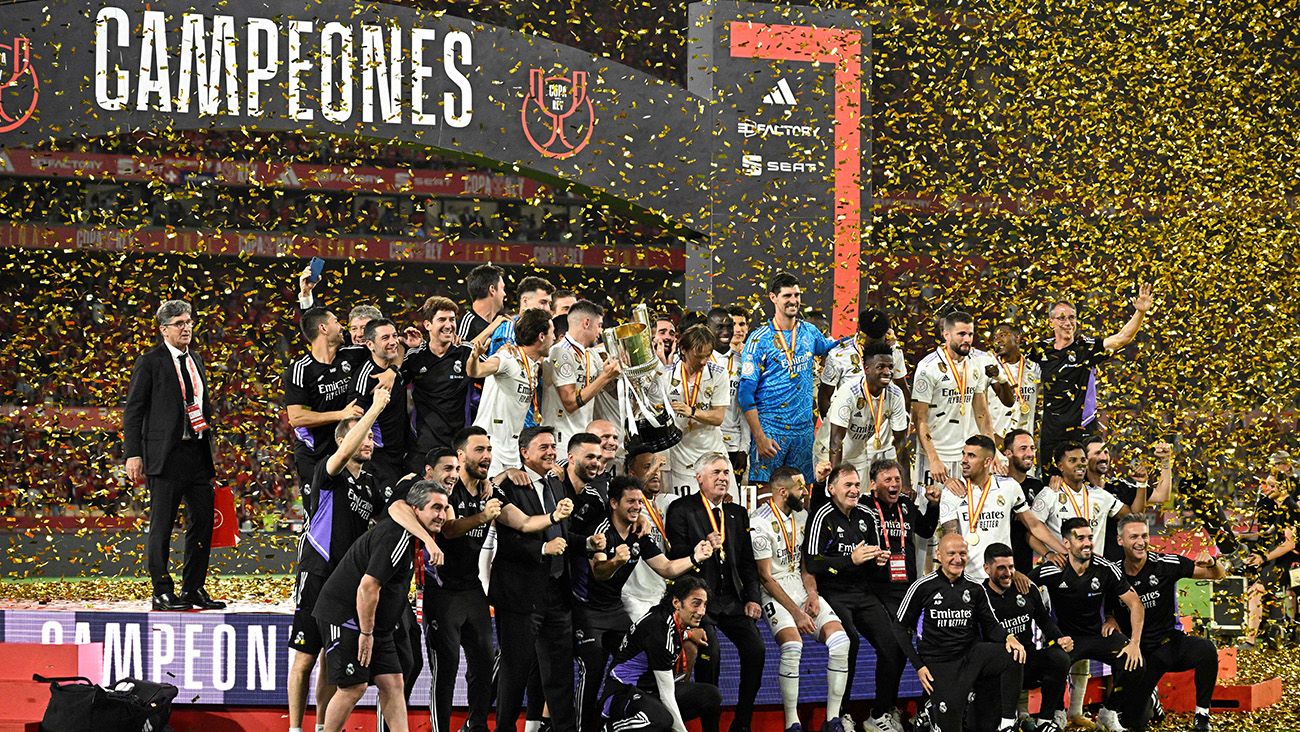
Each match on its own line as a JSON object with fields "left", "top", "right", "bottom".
{"left": 1103, "top": 283, "right": 1153, "bottom": 352}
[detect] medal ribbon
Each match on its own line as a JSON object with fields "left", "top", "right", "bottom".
{"left": 680, "top": 361, "right": 704, "bottom": 408}
{"left": 1001, "top": 355, "right": 1027, "bottom": 405}
{"left": 1064, "top": 485, "right": 1091, "bottom": 524}
{"left": 670, "top": 609, "right": 690, "bottom": 674}
{"left": 867, "top": 386, "right": 888, "bottom": 445}
{"left": 644, "top": 497, "right": 666, "bottom": 540}
{"left": 771, "top": 319, "right": 800, "bottom": 375}
{"left": 512, "top": 345, "right": 541, "bottom": 418}
{"left": 939, "top": 347, "right": 969, "bottom": 410}
{"left": 768, "top": 499, "right": 798, "bottom": 565}
{"left": 567, "top": 337, "right": 592, "bottom": 388}
{"left": 966, "top": 477, "right": 993, "bottom": 538}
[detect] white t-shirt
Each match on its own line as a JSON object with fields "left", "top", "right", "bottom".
{"left": 912, "top": 347, "right": 992, "bottom": 462}
{"left": 827, "top": 380, "right": 909, "bottom": 471}
{"left": 986, "top": 355, "right": 1042, "bottom": 439}
{"left": 718, "top": 350, "right": 751, "bottom": 454}
{"left": 663, "top": 359, "right": 730, "bottom": 472}
{"left": 750, "top": 501, "right": 806, "bottom": 591}
{"left": 821, "top": 340, "right": 908, "bottom": 388}
{"left": 621, "top": 492, "right": 678, "bottom": 612}
{"left": 939, "top": 475, "right": 1030, "bottom": 578}
{"left": 1032, "top": 483, "right": 1125, "bottom": 540}
{"left": 473, "top": 346, "right": 540, "bottom": 476}
{"left": 540, "top": 335, "right": 603, "bottom": 445}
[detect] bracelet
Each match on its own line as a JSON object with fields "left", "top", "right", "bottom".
{"left": 359, "top": 630, "right": 373, "bottom": 637}
{"left": 549, "top": 511, "right": 557, "bottom": 524}
{"left": 690, "top": 553, "right": 702, "bottom": 568}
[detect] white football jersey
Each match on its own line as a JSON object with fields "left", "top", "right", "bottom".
{"left": 913, "top": 347, "right": 991, "bottom": 462}
{"left": 827, "top": 379, "right": 909, "bottom": 472}
{"left": 986, "top": 355, "right": 1042, "bottom": 439}
{"left": 473, "top": 346, "right": 540, "bottom": 476}
{"left": 663, "top": 359, "right": 730, "bottom": 472}
{"left": 939, "top": 475, "right": 1030, "bottom": 578}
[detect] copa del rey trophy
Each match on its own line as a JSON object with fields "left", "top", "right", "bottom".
{"left": 602, "top": 305, "right": 681, "bottom": 453}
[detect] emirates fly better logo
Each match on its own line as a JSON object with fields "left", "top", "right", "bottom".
{"left": 521, "top": 68, "right": 595, "bottom": 159}
{"left": 0, "top": 36, "right": 38, "bottom": 132}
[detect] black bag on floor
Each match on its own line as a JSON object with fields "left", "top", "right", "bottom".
{"left": 34, "top": 674, "right": 177, "bottom": 732}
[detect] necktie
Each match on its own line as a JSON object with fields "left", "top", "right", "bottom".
{"left": 177, "top": 352, "right": 195, "bottom": 404}
{"left": 539, "top": 480, "right": 563, "bottom": 578}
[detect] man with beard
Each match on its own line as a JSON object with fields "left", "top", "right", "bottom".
{"left": 488, "top": 276, "right": 556, "bottom": 356}
{"left": 621, "top": 447, "right": 679, "bottom": 620}
{"left": 1033, "top": 442, "right": 1130, "bottom": 551}
{"left": 288, "top": 387, "right": 390, "bottom": 732}
{"left": 827, "top": 342, "right": 909, "bottom": 483}
{"left": 580, "top": 476, "right": 715, "bottom": 732}
{"left": 988, "top": 323, "right": 1042, "bottom": 439}
{"left": 739, "top": 272, "right": 844, "bottom": 491}
{"left": 892, "top": 533, "right": 1027, "bottom": 732}
{"left": 349, "top": 318, "right": 412, "bottom": 495}
{"left": 1114, "top": 515, "right": 1225, "bottom": 732}
{"left": 1002, "top": 430, "right": 1046, "bottom": 573}
{"left": 403, "top": 297, "right": 474, "bottom": 469}
{"left": 751, "top": 468, "right": 852, "bottom": 732}
{"left": 653, "top": 314, "right": 678, "bottom": 367}
{"left": 940, "top": 436, "right": 1065, "bottom": 580}
{"left": 540, "top": 300, "right": 621, "bottom": 446}
{"left": 1026, "top": 287, "right": 1153, "bottom": 471}
{"left": 973, "top": 543, "right": 1071, "bottom": 732}
{"left": 665, "top": 453, "right": 765, "bottom": 732}
{"left": 468, "top": 308, "right": 555, "bottom": 479}
{"left": 284, "top": 307, "right": 366, "bottom": 517}
{"left": 1083, "top": 437, "right": 1174, "bottom": 562}
{"left": 1029, "top": 518, "right": 1146, "bottom": 732}
{"left": 911, "top": 311, "right": 997, "bottom": 497}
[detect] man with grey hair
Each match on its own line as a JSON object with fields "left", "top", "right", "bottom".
{"left": 123, "top": 299, "right": 224, "bottom": 611}
{"left": 665, "top": 452, "right": 764, "bottom": 732}
{"left": 314, "top": 480, "right": 450, "bottom": 732}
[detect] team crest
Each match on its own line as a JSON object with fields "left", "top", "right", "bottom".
{"left": 454, "top": 360, "right": 463, "bottom": 373}
{"left": 342, "top": 360, "right": 352, "bottom": 373}
{"left": 1016, "top": 595, "right": 1026, "bottom": 607}
{"left": 961, "top": 589, "right": 971, "bottom": 603}
{"left": 1149, "top": 575, "right": 1159, "bottom": 586}
{"left": 522, "top": 68, "right": 595, "bottom": 159}
{"left": 938, "top": 361, "right": 948, "bottom": 373}
{"left": 997, "top": 495, "right": 1005, "bottom": 506}
{"left": 294, "top": 631, "right": 306, "bottom": 645}
{"left": 1090, "top": 577, "right": 1101, "bottom": 591}
{"left": 858, "top": 520, "right": 868, "bottom": 532}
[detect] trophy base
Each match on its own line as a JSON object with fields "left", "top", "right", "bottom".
{"left": 626, "top": 412, "right": 683, "bottom": 453}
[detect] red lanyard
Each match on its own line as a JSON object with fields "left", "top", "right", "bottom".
{"left": 670, "top": 611, "right": 689, "bottom": 674}
{"left": 874, "top": 499, "right": 906, "bottom": 554}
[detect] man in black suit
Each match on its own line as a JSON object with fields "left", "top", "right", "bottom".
{"left": 665, "top": 451, "right": 765, "bottom": 732}
{"left": 490, "top": 425, "right": 600, "bottom": 732}
{"left": 123, "top": 300, "right": 225, "bottom": 611}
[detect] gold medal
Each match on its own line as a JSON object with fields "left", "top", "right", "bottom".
{"left": 874, "top": 438, "right": 884, "bottom": 450}
{"left": 968, "top": 533, "right": 980, "bottom": 547}
{"left": 789, "top": 371, "right": 798, "bottom": 380}
{"left": 1019, "top": 401, "right": 1032, "bottom": 415}
{"left": 959, "top": 403, "right": 967, "bottom": 416}
{"left": 1059, "top": 492, "right": 1067, "bottom": 505}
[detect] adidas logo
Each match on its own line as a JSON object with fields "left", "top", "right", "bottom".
{"left": 762, "top": 78, "right": 796, "bottom": 105}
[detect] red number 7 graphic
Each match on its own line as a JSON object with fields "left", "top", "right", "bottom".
{"left": 730, "top": 22, "right": 864, "bottom": 338}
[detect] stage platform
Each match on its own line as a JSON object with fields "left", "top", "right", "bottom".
{"left": 0, "top": 600, "right": 1281, "bottom": 731}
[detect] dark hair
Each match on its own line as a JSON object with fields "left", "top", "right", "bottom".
{"left": 518, "top": 425, "right": 556, "bottom": 455}
{"left": 769, "top": 466, "right": 802, "bottom": 489}
{"left": 515, "top": 308, "right": 554, "bottom": 347}
{"left": 567, "top": 299, "right": 604, "bottom": 324}
{"left": 941, "top": 310, "right": 973, "bottom": 331}
{"left": 1003, "top": 429, "right": 1032, "bottom": 451}
{"left": 869, "top": 459, "right": 902, "bottom": 481}
{"left": 862, "top": 340, "right": 893, "bottom": 362}
{"left": 466, "top": 264, "right": 505, "bottom": 301}
{"left": 1061, "top": 517, "right": 1091, "bottom": 539}
{"left": 552, "top": 288, "right": 577, "bottom": 303}
{"left": 453, "top": 425, "right": 488, "bottom": 454}
{"left": 678, "top": 324, "right": 716, "bottom": 355}
{"left": 334, "top": 416, "right": 361, "bottom": 443}
{"left": 678, "top": 311, "right": 707, "bottom": 332}
{"left": 767, "top": 271, "right": 800, "bottom": 294}
{"left": 363, "top": 317, "right": 396, "bottom": 343}
{"left": 994, "top": 321, "right": 1022, "bottom": 335}
{"left": 858, "top": 308, "right": 890, "bottom": 339}
{"left": 301, "top": 307, "right": 333, "bottom": 341}
{"left": 826, "top": 462, "right": 859, "bottom": 486}
{"left": 624, "top": 443, "right": 657, "bottom": 473}
{"left": 1049, "top": 300, "right": 1076, "bottom": 316}
{"left": 726, "top": 304, "right": 749, "bottom": 319}
{"left": 706, "top": 306, "right": 731, "bottom": 323}
{"left": 965, "top": 434, "right": 997, "bottom": 454}
{"left": 420, "top": 295, "right": 458, "bottom": 320}
{"left": 424, "top": 448, "right": 457, "bottom": 469}
{"left": 983, "top": 542, "right": 1014, "bottom": 563}
{"left": 608, "top": 474, "right": 645, "bottom": 504}
{"left": 1054, "top": 440, "right": 1086, "bottom": 466}
{"left": 661, "top": 575, "right": 709, "bottom": 606}
{"left": 1083, "top": 435, "right": 1107, "bottom": 451}
{"left": 516, "top": 275, "right": 555, "bottom": 300}
{"left": 567, "top": 432, "right": 602, "bottom": 454}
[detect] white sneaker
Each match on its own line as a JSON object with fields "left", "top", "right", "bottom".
{"left": 839, "top": 714, "right": 856, "bottom": 732}
{"left": 1097, "top": 708, "right": 1126, "bottom": 732}
{"left": 870, "top": 712, "right": 904, "bottom": 732}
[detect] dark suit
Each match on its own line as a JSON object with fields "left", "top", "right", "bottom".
{"left": 122, "top": 343, "right": 216, "bottom": 596}
{"left": 665, "top": 493, "right": 765, "bottom": 732}
{"left": 490, "top": 471, "right": 581, "bottom": 732}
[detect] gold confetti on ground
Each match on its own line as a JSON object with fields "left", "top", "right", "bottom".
{"left": 0, "top": 575, "right": 293, "bottom": 604}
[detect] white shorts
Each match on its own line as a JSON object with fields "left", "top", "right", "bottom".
{"left": 760, "top": 583, "right": 841, "bottom": 636}
{"left": 911, "top": 451, "right": 961, "bottom": 493}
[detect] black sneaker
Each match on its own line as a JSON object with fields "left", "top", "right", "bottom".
{"left": 1192, "top": 712, "right": 1211, "bottom": 732}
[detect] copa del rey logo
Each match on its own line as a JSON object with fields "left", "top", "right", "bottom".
{"left": 0, "top": 36, "right": 38, "bottom": 133}
{"left": 521, "top": 67, "right": 594, "bottom": 159}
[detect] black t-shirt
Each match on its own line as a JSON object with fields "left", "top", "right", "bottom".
{"left": 299, "top": 459, "right": 380, "bottom": 577}
{"left": 1010, "top": 475, "right": 1045, "bottom": 573}
{"left": 428, "top": 479, "right": 493, "bottom": 593}
{"left": 314, "top": 517, "right": 415, "bottom": 633}
{"left": 984, "top": 579, "right": 1062, "bottom": 648}
{"left": 859, "top": 495, "right": 940, "bottom": 589}
{"left": 606, "top": 603, "right": 683, "bottom": 691}
{"left": 403, "top": 343, "right": 472, "bottom": 453}
{"left": 803, "top": 501, "right": 877, "bottom": 596}
{"left": 283, "top": 347, "right": 370, "bottom": 466}
{"left": 895, "top": 572, "right": 1007, "bottom": 667}
{"left": 1026, "top": 335, "right": 1109, "bottom": 433}
{"left": 1101, "top": 478, "right": 1140, "bottom": 562}
{"left": 1031, "top": 557, "right": 1133, "bottom": 637}
{"left": 1115, "top": 551, "right": 1195, "bottom": 646}
{"left": 585, "top": 520, "right": 663, "bottom": 614}
{"left": 458, "top": 311, "right": 493, "bottom": 422}
{"left": 349, "top": 358, "right": 411, "bottom": 457}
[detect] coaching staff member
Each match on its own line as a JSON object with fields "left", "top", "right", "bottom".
{"left": 123, "top": 299, "right": 225, "bottom": 611}
{"left": 665, "top": 452, "right": 764, "bottom": 732}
